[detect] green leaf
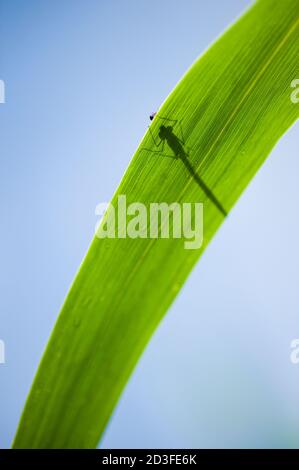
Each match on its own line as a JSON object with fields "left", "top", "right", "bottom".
{"left": 13, "top": 0, "right": 299, "bottom": 448}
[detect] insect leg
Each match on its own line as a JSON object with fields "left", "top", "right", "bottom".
{"left": 148, "top": 126, "right": 163, "bottom": 148}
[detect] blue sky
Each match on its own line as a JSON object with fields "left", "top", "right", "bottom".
{"left": 0, "top": 0, "right": 299, "bottom": 448}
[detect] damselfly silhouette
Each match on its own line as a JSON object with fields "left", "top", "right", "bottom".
{"left": 143, "top": 115, "right": 227, "bottom": 217}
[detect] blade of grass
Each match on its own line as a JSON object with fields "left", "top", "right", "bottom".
{"left": 13, "top": 0, "right": 299, "bottom": 448}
